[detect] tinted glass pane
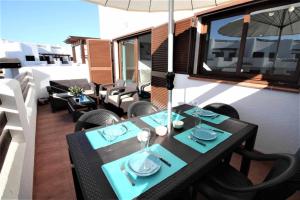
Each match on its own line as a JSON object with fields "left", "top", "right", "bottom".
{"left": 121, "top": 39, "right": 135, "bottom": 83}
{"left": 25, "top": 55, "right": 35, "bottom": 61}
{"left": 205, "top": 15, "right": 243, "bottom": 72}
{"left": 242, "top": 5, "right": 300, "bottom": 75}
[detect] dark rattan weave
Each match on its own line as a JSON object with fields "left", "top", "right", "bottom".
{"left": 67, "top": 104, "right": 258, "bottom": 199}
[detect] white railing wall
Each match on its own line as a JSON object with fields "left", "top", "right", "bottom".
{"left": 0, "top": 71, "right": 36, "bottom": 199}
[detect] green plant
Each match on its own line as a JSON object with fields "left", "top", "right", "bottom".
{"left": 69, "top": 86, "right": 84, "bottom": 96}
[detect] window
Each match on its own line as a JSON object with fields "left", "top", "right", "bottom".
{"left": 252, "top": 52, "right": 264, "bottom": 58}
{"left": 204, "top": 15, "right": 244, "bottom": 72}
{"left": 25, "top": 55, "right": 35, "bottom": 61}
{"left": 198, "top": 2, "right": 300, "bottom": 88}
{"left": 242, "top": 5, "right": 300, "bottom": 76}
{"left": 39, "top": 56, "right": 46, "bottom": 61}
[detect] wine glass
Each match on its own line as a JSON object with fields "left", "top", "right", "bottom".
{"left": 191, "top": 100, "right": 201, "bottom": 116}
{"left": 137, "top": 128, "right": 151, "bottom": 151}
{"left": 159, "top": 112, "right": 167, "bottom": 126}
{"left": 137, "top": 128, "right": 151, "bottom": 171}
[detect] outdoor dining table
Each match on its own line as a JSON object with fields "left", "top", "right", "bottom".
{"left": 66, "top": 104, "right": 258, "bottom": 200}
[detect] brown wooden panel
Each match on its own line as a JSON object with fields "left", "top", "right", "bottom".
{"left": 87, "top": 39, "right": 113, "bottom": 84}
{"left": 151, "top": 76, "right": 167, "bottom": 109}
{"left": 174, "top": 18, "right": 196, "bottom": 74}
{"left": 151, "top": 24, "right": 168, "bottom": 73}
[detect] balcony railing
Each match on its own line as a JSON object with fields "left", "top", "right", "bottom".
{"left": 0, "top": 107, "right": 11, "bottom": 172}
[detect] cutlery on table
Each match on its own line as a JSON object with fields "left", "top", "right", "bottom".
{"left": 150, "top": 116, "right": 161, "bottom": 125}
{"left": 211, "top": 114, "right": 220, "bottom": 119}
{"left": 97, "top": 130, "right": 108, "bottom": 141}
{"left": 209, "top": 129, "right": 224, "bottom": 133}
{"left": 188, "top": 135, "right": 206, "bottom": 146}
{"left": 151, "top": 153, "right": 171, "bottom": 167}
{"left": 120, "top": 163, "right": 135, "bottom": 186}
{"left": 121, "top": 124, "right": 130, "bottom": 134}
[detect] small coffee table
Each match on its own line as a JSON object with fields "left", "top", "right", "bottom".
{"left": 67, "top": 95, "right": 97, "bottom": 122}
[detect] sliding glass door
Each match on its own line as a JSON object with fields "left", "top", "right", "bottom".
{"left": 120, "top": 39, "right": 137, "bottom": 83}
{"left": 119, "top": 33, "right": 152, "bottom": 89}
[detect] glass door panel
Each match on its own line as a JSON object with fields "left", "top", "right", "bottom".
{"left": 121, "top": 39, "right": 136, "bottom": 83}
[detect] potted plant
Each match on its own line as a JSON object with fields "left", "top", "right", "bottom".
{"left": 69, "top": 86, "right": 84, "bottom": 97}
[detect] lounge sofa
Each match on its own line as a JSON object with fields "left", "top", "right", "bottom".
{"left": 47, "top": 79, "right": 97, "bottom": 112}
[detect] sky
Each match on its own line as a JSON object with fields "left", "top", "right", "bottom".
{"left": 0, "top": 0, "right": 99, "bottom": 45}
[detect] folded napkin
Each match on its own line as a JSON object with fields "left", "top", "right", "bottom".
{"left": 140, "top": 111, "right": 185, "bottom": 128}
{"left": 85, "top": 121, "right": 141, "bottom": 149}
{"left": 102, "top": 144, "right": 187, "bottom": 200}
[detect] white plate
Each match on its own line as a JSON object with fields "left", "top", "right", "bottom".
{"left": 192, "top": 127, "right": 217, "bottom": 141}
{"left": 103, "top": 125, "right": 127, "bottom": 137}
{"left": 127, "top": 151, "right": 161, "bottom": 177}
{"left": 197, "top": 109, "right": 217, "bottom": 117}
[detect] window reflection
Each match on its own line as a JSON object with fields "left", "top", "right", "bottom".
{"left": 205, "top": 15, "right": 243, "bottom": 72}
{"left": 242, "top": 5, "right": 300, "bottom": 75}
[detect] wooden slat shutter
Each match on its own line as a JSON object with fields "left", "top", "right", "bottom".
{"left": 174, "top": 18, "right": 196, "bottom": 74}
{"left": 151, "top": 24, "right": 168, "bottom": 109}
{"left": 151, "top": 18, "right": 196, "bottom": 108}
{"left": 87, "top": 39, "right": 113, "bottom": 84}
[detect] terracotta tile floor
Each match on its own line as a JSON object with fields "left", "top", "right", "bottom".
{"left": 33, "top": 104, "right": 299, "bottom": 199}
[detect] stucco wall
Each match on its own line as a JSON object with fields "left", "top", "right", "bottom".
{"left": 98, "top": 6, "right": 201, "bottom": 40}
{"left": 173, "top": 74, "right": 300, "bottom": 154}
{"left": 20, "top": 65, "right": 90, "bottom": 98}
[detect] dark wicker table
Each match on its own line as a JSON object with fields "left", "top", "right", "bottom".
{"left": 67, "top": 104, "right": 258, "bottom": 199}
{"left": 67, "top": 95, "right": 97, "bottom": 122}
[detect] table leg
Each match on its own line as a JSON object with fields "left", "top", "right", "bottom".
{"left": 240, "top": 127, "right": 257, "bottom": 176}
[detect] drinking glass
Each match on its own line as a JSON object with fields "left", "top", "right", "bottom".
{"left": 137, "top": 128, "right": 151, "bottom": 171}
{"left": 159, "top": 112, "right": 167, "bottom": 126}
{"left": 191, "top": 100, "right": 201, "bottom": 116}
{"left": 137, "top": 128, "right": 151, "bottom": 151}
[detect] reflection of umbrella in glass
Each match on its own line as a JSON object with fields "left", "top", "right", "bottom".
{"left": 85, "top": 0, "right": 232, "bottom": 133}
{"left": 218, "top": 5, "right": 300, "bottom": 69}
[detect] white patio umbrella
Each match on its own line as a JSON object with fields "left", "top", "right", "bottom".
{"left": 218, "top": 5, "right": 300, "bottom": 70}
{"left": 85, "top": 0, "right": 232, "bottom": 133}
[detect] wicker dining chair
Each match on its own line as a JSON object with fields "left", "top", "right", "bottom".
{"left": 203, "top": 103, "right": 240, "bottom": 119}
{"left": 127, "top": 101, "right": 159, "bottom": 118}
{"left": 74, "top": 109, "right": 121, "bottom": 131}
{"left": 196, "top": 148, "right": 300, "bottom": 200}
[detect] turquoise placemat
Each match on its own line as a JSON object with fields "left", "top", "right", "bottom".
{"left": 102, "top": 144, "right": 187, "bottom": 200}
{"left": 174, "top": 124, "right": 232, "bottom": 153}
{"left": 85, "top": 121, "right": 141, "bottom": 150}
{"left": 184, "top": 107, "right": 230, "bottom": 124}
{"left": 140, "top": 111, "right": 185, "bottom": 128}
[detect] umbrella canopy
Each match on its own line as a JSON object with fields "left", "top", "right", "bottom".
{"left": 86, "top": 0, "right": 232, "bottom": 12}
{"left": 86, "top": 0, "right": 232, "bottom": 133}
{"left": 218, "top": 6, "right": 300, "bottom": 37}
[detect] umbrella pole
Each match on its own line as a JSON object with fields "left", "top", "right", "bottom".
{"left": 272, "top": 27, "right": 283, "bottom": 73}
{"left": 167, "top": 0, "right": 175, "bottom": 134}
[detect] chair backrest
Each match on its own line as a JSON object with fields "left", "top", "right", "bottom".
{"left": 257, "top": 148, "right": 300, "bottom": 199}
{"left": 127, "top": 101, "right": 159, "bottom": 118}
{"left": 203, "top": 103, "right": 240, "bottom": 119}
{"left": 74, "top": 109, "right": 121, "bottom": 131}
{"left": 124, "top": 82, "right": 138, "bottom": 93}
{"left": 116, "top": 79, "right": 125, "bottom": 87}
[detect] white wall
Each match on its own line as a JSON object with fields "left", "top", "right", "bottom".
{"left": 98, "top": 6, "right": 203, "bottom": 40}
{"left": 20, "top": 64, "right": 90, "bottom": 98}
{"left": 173, "top": 74, "right": 300, "bottom": 154}
{"left": 0, "top": 39, "right": 72, "bottom": 66}
{"left": 0, "top": 75, "right": 36, "bottom": 199}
